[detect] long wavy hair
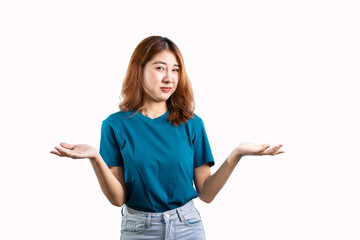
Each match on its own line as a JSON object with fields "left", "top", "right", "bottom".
{"left": 119, "top": 36, "right": 195, "bottom": 126}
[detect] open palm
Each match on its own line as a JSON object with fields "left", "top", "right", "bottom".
{"left": 51, "top": 142, "right": 98, "bottom": 160}
{"left": 236, "top": 142, "right": 284, "bottom": 157}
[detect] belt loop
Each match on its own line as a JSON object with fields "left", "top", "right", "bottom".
{"left": 146, "top": 212, "right": 151, "bottom": 228}
{"left": 176, "top": 208, "right": 185, "bottom": 223}
{"left": 121, "top": 205, "right": 125, "bottom": 216}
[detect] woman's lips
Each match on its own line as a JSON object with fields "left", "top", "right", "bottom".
{"left": 160, "top": 87, "right": 171, "bottom": 93}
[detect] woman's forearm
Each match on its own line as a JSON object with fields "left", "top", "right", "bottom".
{"left": 89, "top": 154, "right": 126, "bottom": 207}
{"left": 198, "top": 143, "right": 284, "bottom": 203}
{"left": 200, "top": 150, "right": 241, "bottom": 203}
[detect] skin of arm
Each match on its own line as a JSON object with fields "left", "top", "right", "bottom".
{"left": 51, "top": 143, "right": 127, "bottom": 207}
{"left": 194, "top": 143, "right": 284, "bottom": 203}
{"left": 52, "top": 142, "right": 283, "bottom": 206}
{"left": 90, "top": 155, "right": 127, "bottom": 207}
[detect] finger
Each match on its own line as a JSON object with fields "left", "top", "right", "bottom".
{"left": 55, "top": 146, "right": 72, "bottom": 157}
{"left": 272, "top": 145, "right": 282, "bottom": 153}
{"left": 50, "top": 150, "right": 63, "bottom": 157}
{"left": 273, "top": 144, "right": 284, "bottom": 153}
{"left": 259, "top": 144, "right": 270, "bottom": 151}
{"left": 263, "top": 143, "right": 270, "bottom": 148}
{"left": 270, "top": 144, "right": 285, "bottom": 155}
{"left": 273, "top": 150, "right": 285, "bottom": 155}
{"left": 263, "top": 145, "right": 281, "bottom": 155}
{"left": 60, "top": 142, "right": 76, "bottom": 150}
{"left": 255, "top": 144, "right": 270, "bottom": 155}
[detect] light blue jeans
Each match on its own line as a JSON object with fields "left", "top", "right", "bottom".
{"left": 120, "top": 200, "right": 206, "bottom": 240}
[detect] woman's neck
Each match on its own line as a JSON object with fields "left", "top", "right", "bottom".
{"left": 140, "top": 102, "right": 168, "bottom": 119}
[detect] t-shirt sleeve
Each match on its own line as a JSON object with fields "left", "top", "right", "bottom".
{"left": 99, "top": 119, "right": 124, "bottom": 167}
{"left": 193, "top": 119, "right": 215, "bottom": 168}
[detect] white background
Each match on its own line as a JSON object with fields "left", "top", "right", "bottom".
{"left": 1, "top": 0, "right": 359, "bottom": 239}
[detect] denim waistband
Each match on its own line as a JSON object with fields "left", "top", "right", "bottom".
{"left": 122, "top": 200, "right": 195, "bottom": 225}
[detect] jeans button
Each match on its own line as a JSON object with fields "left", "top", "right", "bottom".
{"left": 165, "top": 213, "right": 170, "bottom": 219}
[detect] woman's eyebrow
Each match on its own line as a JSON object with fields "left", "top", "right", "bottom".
{"left": 152, "top": 61, "right": 180, "bottom": 67}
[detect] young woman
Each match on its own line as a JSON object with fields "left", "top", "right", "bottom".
{"left": 51, "top": 36, "right": 284, "bottom": 240}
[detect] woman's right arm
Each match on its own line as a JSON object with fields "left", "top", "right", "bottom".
{"left": 90, "top": 154, "right": 127, "bottom": 206}
{"left": 51, "top": 142, "right": 126, "bottom": 207}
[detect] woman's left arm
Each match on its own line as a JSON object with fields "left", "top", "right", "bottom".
{"left": 194, "top": 143, "right": 284, "bottom": 203}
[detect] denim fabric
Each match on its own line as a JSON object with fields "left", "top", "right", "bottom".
{"left": 120, "top": 200, "right": 206, "bottom": 240}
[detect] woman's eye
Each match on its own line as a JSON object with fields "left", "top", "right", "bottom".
{"left": 173, "top": 69, "right": 180, "bottom": 72}
{"left": 156, "top": 67, "right": 164, "bottom": 70}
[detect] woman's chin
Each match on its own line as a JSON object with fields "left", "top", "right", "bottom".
{"left": 156, "top": 94, "right": 172, "bottom": 102}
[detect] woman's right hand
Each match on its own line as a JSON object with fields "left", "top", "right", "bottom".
{"left": 50, "top": 142, "right": 100, "bottom": 160}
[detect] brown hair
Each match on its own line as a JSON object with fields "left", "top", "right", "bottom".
{"left": 119, "top": 36, "right": 195, "bottom": 126}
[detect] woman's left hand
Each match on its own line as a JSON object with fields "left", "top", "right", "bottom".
{"left": 235, "top": 142, "right": 284, "bottom": 159}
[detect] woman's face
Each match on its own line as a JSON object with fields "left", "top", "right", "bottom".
{"left": 142, "top": 50, "right": 180, "bottom": 104}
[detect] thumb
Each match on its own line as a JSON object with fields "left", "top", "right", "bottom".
{"left": 261, "top": 143, "right": 270, "bottom": 150}
{"left": 60, "top": 142, "right": 76, "bottom": 150}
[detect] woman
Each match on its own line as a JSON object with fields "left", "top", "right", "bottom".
{"left": 51, "top": 36, "right": 284, "bottom": 239}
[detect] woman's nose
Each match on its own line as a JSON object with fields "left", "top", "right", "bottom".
{"left": 163, "top": 71, "right": 172, "bottom": 83}
{"left": 163, "top": 77, "right": 171, "bottom": 83}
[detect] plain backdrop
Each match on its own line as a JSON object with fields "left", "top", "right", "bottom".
{"left": 1, "top": 0, "right": 359, "bottom": 239}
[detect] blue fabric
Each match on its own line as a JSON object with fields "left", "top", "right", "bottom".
{"left": 99, "top": 109, "right": 215, "bottom": 212}
{"left": 120, "top": 200, "right": 206, "bottom": 239}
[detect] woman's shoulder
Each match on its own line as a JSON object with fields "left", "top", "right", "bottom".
{"left": 103, "top": 109, "right": 137, "bottom": 124}
{"left": 184, "top": 112, "right": 204, "bottom": 127}
{"left": 190, "top": 112, "right": 203, "bottom": 122}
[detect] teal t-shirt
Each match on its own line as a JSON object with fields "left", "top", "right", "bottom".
{"left": 99, "top": 109, "right": 215, "bottom": 212}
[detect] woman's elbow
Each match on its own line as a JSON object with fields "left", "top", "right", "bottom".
{"left": 108, "top": 197, "right": 125, "bottom": 207}
{"left": 110, "top": 200, "right": 124, "bottom": 207}
{"left": 199, "top": 194, "right": 214, "bottom": 204}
